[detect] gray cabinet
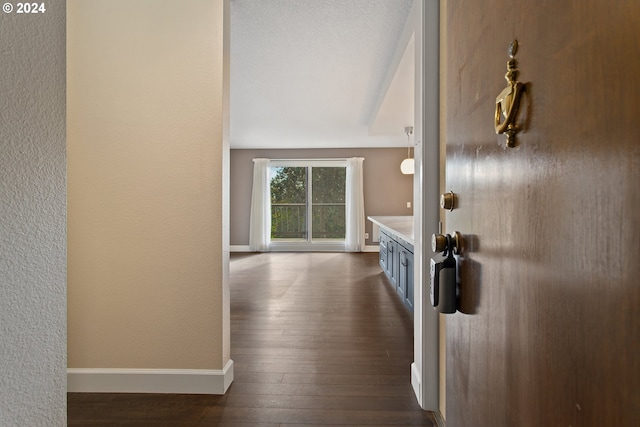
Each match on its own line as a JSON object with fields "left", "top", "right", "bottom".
{"left": 398, "top": 243, "right": 414, "bottom": 312}
{"left": 378, "top": 229, "right": 413, "bottom": 314}
{"left": 386, "top": 236, "right": 397, "bottom": 288}
{"left": 379, "top": 229, "right": 396, "bottom": 288}
{"left": 378, "top": 230, "right": 388, "bottom": 271}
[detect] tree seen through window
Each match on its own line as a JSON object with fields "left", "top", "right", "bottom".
{"left": 270, "top": 165, "right": 346, "bottom": 241}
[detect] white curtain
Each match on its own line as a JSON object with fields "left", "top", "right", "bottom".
{"left": 345, "top": 157, "right": 365, "bottom": 252}
{"left": 249, "top": 158, "right": 271, "bottom": 252}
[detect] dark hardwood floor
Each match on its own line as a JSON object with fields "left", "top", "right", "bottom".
{"left": 68, "top": 252, "right": 435, "bottom": 426}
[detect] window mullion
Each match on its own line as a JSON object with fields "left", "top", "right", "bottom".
{"left": 307, "top": 166, "right": 312, "bottom": 243}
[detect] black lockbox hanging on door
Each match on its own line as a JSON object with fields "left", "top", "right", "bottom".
{"left": 430, "top": 234, "right": 458, "bottom": 314}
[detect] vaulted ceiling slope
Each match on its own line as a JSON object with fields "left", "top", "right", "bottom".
{"left": 230, "top": 0, "right": 415, "bottom": 149}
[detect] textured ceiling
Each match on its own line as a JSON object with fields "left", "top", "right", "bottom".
{"left": 230, "top": 0, "right": 415, "bottom": 149}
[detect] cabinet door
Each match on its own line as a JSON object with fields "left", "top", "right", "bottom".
{"left": 386, "top": 238, "right": 397, "bottom": 287}
{"left": 378, "top": 231, "right": 387, "bottom": 270}
{"left": 397, "top": 249, "right": 407, "bottom": 302}
{"left": 398, "top": 247, "right": 414, "bottom": 312}
{"left": 403, "top": 249, "right": 414, "bottom": 312}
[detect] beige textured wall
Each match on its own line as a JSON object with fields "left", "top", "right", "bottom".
{"left": 229, "top": 148, "right": 414, "bottom": 247}
{"left": 67, "top": 0, "right": 229, "bottom": 369}
{"left": 0, "top": 2, "right": 66, "bottom": 424}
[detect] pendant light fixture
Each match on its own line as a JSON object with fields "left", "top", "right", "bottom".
{"left": 400, "top": 126, "right": 414, "bottom": 175}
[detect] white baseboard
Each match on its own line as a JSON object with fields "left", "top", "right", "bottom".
{"left": 411, "top": 362, "right": 444, "bottom": 425}
{"left": 230, "top": 245, "right": 379, "bottom": 253}
{"left": 411, "top": 362, "right": 421, "bottom": 403}
{"left": 67, "top": 359, "right": 234, "bottom": 394}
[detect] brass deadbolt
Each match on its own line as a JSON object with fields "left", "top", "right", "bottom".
{"left": 440, "top": 191, "right": 456, "bottom": 211}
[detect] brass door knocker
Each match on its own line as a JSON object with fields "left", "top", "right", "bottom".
{"left": 495, "top": 40, "right": 526, "bottom": 148}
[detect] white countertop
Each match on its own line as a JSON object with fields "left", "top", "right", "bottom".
{"left": 367, "top": 216, "right": 414, "bottom": 244}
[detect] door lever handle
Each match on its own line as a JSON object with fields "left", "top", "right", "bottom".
{"left": 495, "top": 40, "right": 527, "bottom": 148}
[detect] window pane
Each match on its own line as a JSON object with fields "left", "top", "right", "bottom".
{"left": 312, "top": 167, "right": 345, "bottom": 203}
{"left": 312, "top": 167, "right": 345, "bottom": 240}
{"left": 270, "top": 167, "right": 306, "bottom": 240}
{"left": 312, "top": 205, "right": 345, "bottom": 239}
{"left": 270, "top": 167, "right": 306, "bottom": 203}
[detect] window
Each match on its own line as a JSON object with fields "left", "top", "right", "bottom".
{"left": 269, "top": 160, "right": 346, "bottom": 249}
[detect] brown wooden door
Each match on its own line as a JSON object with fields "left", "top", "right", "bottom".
{"left": 443, "top": 1, "right": 640, "bottom": 426}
